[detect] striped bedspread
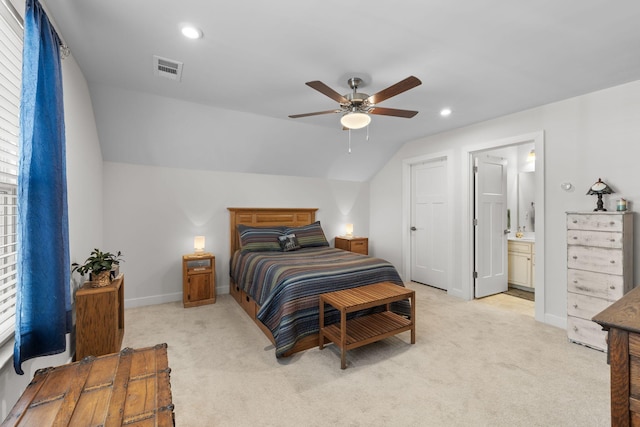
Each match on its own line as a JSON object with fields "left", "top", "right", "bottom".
{"left": 230, "top": 247, "right": 409, "bottom": 357}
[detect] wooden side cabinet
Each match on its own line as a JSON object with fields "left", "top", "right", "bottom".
{"left": 75, "top": 274, "right": 124, "bottom": 361}
{"left": 335, "top": 236, "right": 368, "bottom": 255}
{"left": 183, "top": 253, "right": 216, "bottom": 307}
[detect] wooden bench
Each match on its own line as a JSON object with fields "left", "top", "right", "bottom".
{"left": 319, "top": 282, "right": 415, "bottom": 369}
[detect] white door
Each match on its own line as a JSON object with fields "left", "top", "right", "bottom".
{"left": 410, "top": 159, "right": 448, "bottom": 290}
{"left": 474, "top": 154, "right": 508, "bottom": 298}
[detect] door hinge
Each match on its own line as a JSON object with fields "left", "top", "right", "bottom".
{"left": 473, "top": 165, "right": 478, "bottom": 173}
{"left": 473, "top": 271, "right": 478, "bottom": 279}
{"left": 473, "top": 218, "right": 478, "bottom": 226}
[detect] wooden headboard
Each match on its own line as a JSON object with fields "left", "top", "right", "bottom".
{"left": 227, "top": 208, "right": 318, "bottom": 255}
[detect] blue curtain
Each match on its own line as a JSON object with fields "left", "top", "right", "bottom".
{"left": 14, "top": 0, "right": 70, "bottom": 375}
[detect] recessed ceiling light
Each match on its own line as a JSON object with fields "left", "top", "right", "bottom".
{"left": 181, "top": 25, "right": 203, "bottom": 39}
{"left": 440, "top": 108, "right": 452, "bottom": 117}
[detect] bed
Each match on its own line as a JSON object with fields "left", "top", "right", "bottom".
{"left": 228, "top": 207, "right": 409, "bottom": 357}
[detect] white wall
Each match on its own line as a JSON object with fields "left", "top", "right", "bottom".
{"left": 102, "top": 162, "right": 370, "bottom": 307}
{"left": 0, "top": 54, "right": 104, "bottom": 419}
{"left": 371, "top": 79, "right": 640, "bottom": 327}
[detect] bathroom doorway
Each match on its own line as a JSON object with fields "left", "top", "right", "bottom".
{"left": 472, "top": 140, "right": 540, "bottom": 316}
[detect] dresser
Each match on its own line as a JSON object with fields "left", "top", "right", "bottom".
{"left": 566, "top": 211, "right": 633, "bottom": 351}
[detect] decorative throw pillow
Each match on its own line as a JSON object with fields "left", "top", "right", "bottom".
{"left": 237, "top": 225, "right": 284, "bottom": 252}
{"left": 278, "top": 233, "right": 300, "bottom": 252}
{"left": 284, "top": 221, "right": 329, "bottom": 248}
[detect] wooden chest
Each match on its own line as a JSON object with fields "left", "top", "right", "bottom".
{"left": 2, "top": 343, "right": 174, "bottom": 427}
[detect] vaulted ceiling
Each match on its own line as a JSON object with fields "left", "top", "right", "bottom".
{"left": 43, "top": 0, "right": 640, "bottom": 181}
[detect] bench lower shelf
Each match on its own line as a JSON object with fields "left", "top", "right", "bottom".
{"left": 322, "top": 311, "right": 413, "bottom": 350}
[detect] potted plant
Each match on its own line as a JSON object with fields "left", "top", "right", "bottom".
{"left": 72, "top": 248, "right": 124, "bottom": 287}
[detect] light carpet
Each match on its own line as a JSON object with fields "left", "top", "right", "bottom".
{"left": 122, "top": 283, "right": 610, "bottom": 427}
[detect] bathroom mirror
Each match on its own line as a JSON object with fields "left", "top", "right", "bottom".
{"left": 518, "top": 171, "right": 535, "bottom": 232}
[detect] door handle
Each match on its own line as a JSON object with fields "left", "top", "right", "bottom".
{"left": 410, "top": 226, "right": 417, "bottom": 231}
{"left": 504, "top": 229, "right": 510, "bottom": 235}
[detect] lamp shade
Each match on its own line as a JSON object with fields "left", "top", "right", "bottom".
{"left": 194, "top": 236, "right": 205, "bottom": 253}
{"left": 345, "top": 223, "right": 353, "bottom": 237}
{"left": 340, "top": 112, "right": 371, "bottom": 129}
{"left": 586, "top": 178, "right": 614, "bottom": 212}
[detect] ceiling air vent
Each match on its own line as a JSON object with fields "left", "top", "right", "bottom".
{"left": 153, "top": 55, "right": 183, "bottom": 81}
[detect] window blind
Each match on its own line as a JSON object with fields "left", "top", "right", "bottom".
{"left": 0, "top": 1, "right": 22, "bottom": 345}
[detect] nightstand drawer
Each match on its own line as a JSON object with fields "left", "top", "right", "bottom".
{"left": 349, "top": 240, "right": 368, "bottom": 254}
{"left": 335, "top": 237, "right": 369, "bottom": 255}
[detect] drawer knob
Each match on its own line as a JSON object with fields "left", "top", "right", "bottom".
{"left": 573, "top": 280, "right": 578, "bottom": 284}
{"left": 610, "top": 239, "right": 616, "bottom": 242}
{"left": 610, "top": 221, "right": 615, "bottom": 226}
{"left": 573, "top": 236, "right": 578, "bottom": 240}
{"left": 572, "top": 220, "right": 578, "bottom": 224}
{"left": 610, "top": 285, "right": 616, "bottom": 290}
{"left": 610, "top": 260, "right": 615, "bottom": 264}
{"left": 573, "top": 304, "right": 578, "bottom": 309}
{"left": 574, "top": 326, "right": 579, "bottom": 332}
{"left": 573, "top": 256, "right": 578, "bottom": 260}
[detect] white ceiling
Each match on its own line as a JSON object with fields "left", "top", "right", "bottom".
{"left": 43, "top": 0, "right": 640, "bottom": 181}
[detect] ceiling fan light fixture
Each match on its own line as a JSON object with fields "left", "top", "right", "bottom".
{"left": 340, "top": 112, "right": 371, "bottom": 129}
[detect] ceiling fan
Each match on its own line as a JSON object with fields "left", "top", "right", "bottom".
{"left": 289, "top": 76, "right": 422, "bottom": 129}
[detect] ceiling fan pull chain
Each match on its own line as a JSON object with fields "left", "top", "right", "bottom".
{"left": 366, "top": 124, "right": 370, "bottom": 141}
{"left": 348, "top": 129, "right": 352, "bottom": 154}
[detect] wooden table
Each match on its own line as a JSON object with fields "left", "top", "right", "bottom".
{"left": 319, "top": 281, "right": 415, "bottom": 369}
{"left": 3, "top": 343, "right": 174, "bottom": 427}
{"left": 593, "top": 286, "right": 640, "bottom": 427}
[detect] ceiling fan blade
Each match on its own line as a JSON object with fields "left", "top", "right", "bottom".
{"left": 366, "top": 76, "right": 422, "bottom": 105}
{"left": 305, "top": 81, "right": 349, "bottom": 104}
{"left": 289, "top": 109, "right": 341, "bottom": 119}
{"left": 369, "top": 107, "right": 418, "bottom": 118}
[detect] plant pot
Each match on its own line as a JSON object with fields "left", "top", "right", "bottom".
{"left": 90, "top": 270, "right": 111, "bottom": 287}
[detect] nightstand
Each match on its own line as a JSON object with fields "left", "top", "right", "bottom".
{"left": 182, "top": 253, "right": 216, "bottom": 307}
{"left": 335, "top": 236, "right": 368, "bottom": 255}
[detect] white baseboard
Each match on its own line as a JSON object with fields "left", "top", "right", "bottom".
{"left": 544, "top": 313, "right": 567, "bottom": 330}
{"left": 124, "top": 292, "right": 182, "bottom": 309}
{"left": 124, "top": 286, "right": 231, "bottom": 309}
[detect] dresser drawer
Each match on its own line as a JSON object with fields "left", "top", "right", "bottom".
{"left": 567, "top": 245, "right": 623, "bottom": 275}
{"left": 567, "top": 316, "right": 607, "bottom": 351}
{"left": 568, "top": 268, "right": 624, "bottom": 300}
{"left": 567, "top": 229, "right": 623, "bottom": 249}
{"left": 567, "top": 292, "right": 612, "bottom": 320}
{"left": 567, "top": 213, "right": 624, "bottom": 232}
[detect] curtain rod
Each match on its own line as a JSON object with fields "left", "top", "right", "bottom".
{"left": 2, "top": 0, "right": 69, "bottom": 54}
